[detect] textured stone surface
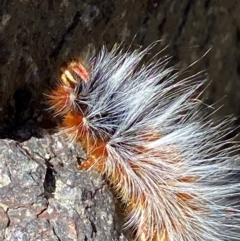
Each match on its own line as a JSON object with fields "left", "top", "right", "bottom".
{"left": 0, "top": 134, "right": 127, "bottom": 241}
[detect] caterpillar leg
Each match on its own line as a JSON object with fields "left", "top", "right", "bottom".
{"left": 77, "top": 140, "right": 108, "bottom": 173}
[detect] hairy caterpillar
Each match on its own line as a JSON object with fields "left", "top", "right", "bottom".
{"left": 46, "top": 44, "right": 240, "bottom": 241}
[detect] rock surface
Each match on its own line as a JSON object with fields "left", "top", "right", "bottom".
{"left": 0, "top": 0, "right": 240, "bottom": 240}
{"left": 0, "top": 133, "right": 127, "bottom": 241}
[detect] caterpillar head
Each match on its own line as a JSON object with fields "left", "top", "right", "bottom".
{"left": 46, "top": 61, "right": 90, "bottom": 116}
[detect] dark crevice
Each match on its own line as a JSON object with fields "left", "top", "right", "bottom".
{"left": 90, "top": 220, "right": 97, "bottom": 238}
{"left": 13, "top": 87, "right": 32, "bottom": 119}
{"left": 50, "top": 11, "right": 81, "bottom": 60}
{"left": 0, "top": 82, "right": 52, "bottom": 141}
{"left": 0, "top": 85, "right": 39, "bottom": 141}
{"left": 204, "top": 0, "right": 211, "bottom": 9}
{"left": 5, "top": 208, "right": 10, "bottom": 228}
{"left": 51, "top": 224, "right": 61, "bottom": 241}
{"left": 235, "top": 28, "right": 240, "bottom": 79}
{"left": 174, "top": 0, "right": 196, "bottom": 42}
{"left": 158, "top": 17, "right": 166, "bottom": 35}
{"left": 36, "top": 205, "right": 48, "bottom": 218}
{"left": 236, "top": 58, "right": 240, "bottom": 78}
{"left": 236, "top": 27, "right": 240, "bottom": 43}
{"left": 48, "top": 0, "right": 54, "bottom": 11}
{"left": 43, "top": 163, "right": 56, "bottom": 199}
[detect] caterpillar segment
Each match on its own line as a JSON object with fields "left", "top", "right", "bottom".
{"left": 46, "top": 46, "right": 240, "bottom": 241}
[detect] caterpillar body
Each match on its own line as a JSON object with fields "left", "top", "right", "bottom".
{"left": 46, "top": 44, "right": 240, "bottom": 241}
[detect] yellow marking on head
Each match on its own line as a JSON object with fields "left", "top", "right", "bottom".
{"left": 61, "top": 69, "right": 78, "bottom": 87}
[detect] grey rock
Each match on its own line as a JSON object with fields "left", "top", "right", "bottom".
{"left": 0, "top": 134, "right": 127, "bottom": 241}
